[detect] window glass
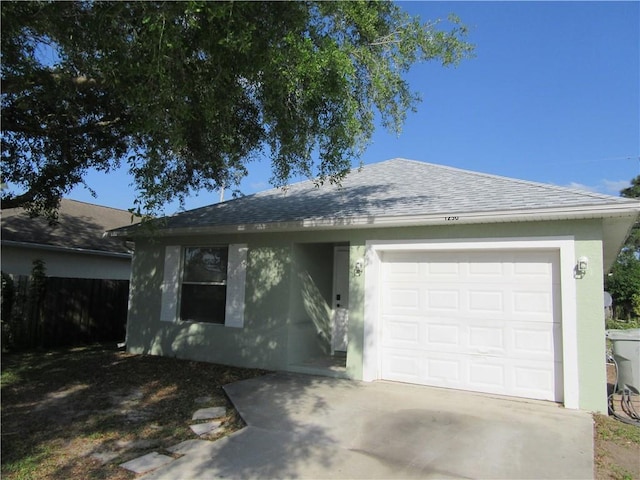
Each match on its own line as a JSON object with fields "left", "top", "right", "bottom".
{"left": 183, "top": 247, "right": 228, "bottom": 283}
{"left": 180, "top": 284, "right": 227, "bottom": 324}
{"left": 180, "top": 246, "right": 228, "bottom": 324}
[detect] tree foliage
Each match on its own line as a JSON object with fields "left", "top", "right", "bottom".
{"left": 606, "top": 250, "right": 640, "bottom": 319}
{"left": 1, "top": 1, "right": 474, "bottom": 217}
{"left": 620, "top": 175, "right": 640, "bottom": 254}
{"left": 605, "top": 175, "right": 640, "bottom": 319}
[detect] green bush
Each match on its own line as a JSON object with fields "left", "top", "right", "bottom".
{"left": 632, "top": 293, "right": 640, "bottom": 318}
{"left": 606, "top": 318, "right": 640, "bottom": 330}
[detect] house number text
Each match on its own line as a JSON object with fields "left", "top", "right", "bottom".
{"left": 444, "top": 216, "right": 459, "bottom": 221}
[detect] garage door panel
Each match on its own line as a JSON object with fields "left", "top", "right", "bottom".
{"left": 468, "top": 261, "right": 505, "bottom": 277}
{"left": 382, "top": 349, "right": 421, "bottom": 381}
{"left": 385, "top": 285, "right": 558, "bottom": 321}
{"left": 513, "top": 365, "right": 556, "bottom": 396}
{"left": 427, "top": 260, "right": 460, "bottom": 276}
{"left": 386, "top": 287, "right": 420, "bottom": 311}
{"left": 513, "top": 284, "right": 559, "bottom": 316}
{"left": 425, "top": 352, "right": 464, "bottom": 386}
{"left": 427, "top": 289, "right": 460, "bottom": 310}
{"left": 384, "top": 260, "right": 420, "bottom": 279}
{"left": 512, "top": 327, "right": 555, "bottom": 357}
{"left": 426, "top": 356, "right": 462, "bottom": 384}
{"left": 513, "top": 259, "right": 553, "bottom": 277}
{"left": 468, "top": 361, "right": 505, "bottom": 389}
{"left": 468, "top": 357, "right": 559, "bottom": 400}
{"left": 468, "top": 290, "right": 504, "bottom": 313}
{"left": 383, "top": 317, "right": 420, "bottom": 343}
{"left": 380, "top": 249, "right": 562, "bottom": 402}
{"left": 468, "top": 326, "right": 504, "bottom": 350}
{"left": 426, "top": 323, "right": 460, "bottom": 346}
{"left": 383, "top": 315, "right": 461, "bottom": 351}
{"left": 386, "top": 350, "right": 465, "bottom": 387}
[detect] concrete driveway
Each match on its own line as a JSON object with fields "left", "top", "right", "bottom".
{"left": 142, "top": 373, "right": 594, "bottom": 479}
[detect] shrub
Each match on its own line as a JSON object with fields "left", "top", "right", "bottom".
{"left": 632, "top": 293, "right": 640, "bottom": 318}
{"left": 606, "top": 318, "right": 640, "bottom": 330}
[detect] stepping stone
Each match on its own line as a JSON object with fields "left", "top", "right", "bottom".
{"left": 124, "top": 410, "right": 152, "bottom": 423}
{"left": 167, "top": 439, "right": 213, "bottom": 455}
{"left": 192, "top": 406, "right": 226, "bottom": 420}
{"left": 120, "top": 452, "right": 174, "bottom": 474}
{"left": 194, "top": 395, "right": 213, "bottom": 404}
{"left": 116, "top": 438, "right": 160, "bottom": 450}
{"left": 190, "top": 420, "right": 222, "bottom": 436}
{"left": 90, "top": 451, "right": 120, "bottom": 465}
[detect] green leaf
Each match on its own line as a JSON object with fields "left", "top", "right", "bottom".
{"left": 1, "top": 0, "right": 474, "bottom": 218}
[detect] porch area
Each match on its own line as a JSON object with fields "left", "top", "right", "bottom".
{"left": 288, "top": 352, "right": 348, "bottom": 378}
{"left": 286, "top": 242, "right": 350, "bottom": 379}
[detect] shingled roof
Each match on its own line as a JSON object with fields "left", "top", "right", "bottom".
{"left": 2, "top": 199, "right": 139, "bottom": 255}
{"left": 110, "top": 158, "right": 639, "bottom": 236}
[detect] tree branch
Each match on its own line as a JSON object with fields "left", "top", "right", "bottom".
{"left": 2, "top": 114, "right": 123, "bottom": 137}
{"left": 1, "top": 71, "right": 101, "bottom": 95}
{"left": 1, "top": 190, "right": 38, "bottom": 210}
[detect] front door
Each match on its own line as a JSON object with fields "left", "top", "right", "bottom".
{"left": 332, "top": 246, "right": 350, "bottom": 353}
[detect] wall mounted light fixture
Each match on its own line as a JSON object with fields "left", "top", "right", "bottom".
{"left": 576, "top": 256, "right": 589, "bottom": 275}
{"left": 354, "top": 258, "right": 364, "bottom": 276}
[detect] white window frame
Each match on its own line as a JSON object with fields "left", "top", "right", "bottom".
{"left": 160, "top": 244, "right": 247, "bottom": 328}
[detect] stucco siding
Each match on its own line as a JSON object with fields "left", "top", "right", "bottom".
{"left": 573, "top": 236, "right": 607, "bottom": 412}
{"left": 288, "top": 243, "right": 335, "bottom": 365}
{"left": 126, "top": 218, "right": 608, "bottom": 412}
{"left": 126, "top": 238, "right": 293, "bottom": 371}
{"left": 2, "top": 245, "right": 132, "bottom": 280}
{"left": 346, "top": 244, "right": 366, "bottom": 380}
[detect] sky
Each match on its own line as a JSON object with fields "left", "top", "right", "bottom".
{"left": 68, "top": 1, "right": 640, "bottom": 215}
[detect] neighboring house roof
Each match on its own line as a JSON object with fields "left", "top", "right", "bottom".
{"left": 2, "top": 198, "right": 139, "bottom": 256}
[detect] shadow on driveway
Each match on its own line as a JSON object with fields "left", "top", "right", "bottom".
{"left": 142, "top": 373, "right": 594, "bottom": 479}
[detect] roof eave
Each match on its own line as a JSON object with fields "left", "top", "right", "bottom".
{"left": 1, "top": 239, "right": 133, "bottom": 258}
{"left": 107, "top": 203, "right": 640, "bottom": 238}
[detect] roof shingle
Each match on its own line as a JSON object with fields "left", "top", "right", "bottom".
{"left": 149, "top": 158, "right": 638, "bottom": 231}
{"left": 2, "top": 199, "right": 139, "bottom": 253}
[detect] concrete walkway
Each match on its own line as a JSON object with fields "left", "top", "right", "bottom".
{"left": 142, "top": 373, "right": 594, "bottom": 479}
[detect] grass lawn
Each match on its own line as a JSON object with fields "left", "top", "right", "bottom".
{"left": 594, "top": 413, "right": 640, "bottom": 480}
{"left": 1, "top": 345, "right": 265, "bottom": 479}
{"left": 2, "top": 345, "right": 639, "bottom": 479}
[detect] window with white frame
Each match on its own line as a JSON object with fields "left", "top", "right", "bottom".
{"left": 180, "top": 246, "right": 228, "bottom": 324}
{"left": 160, "top": 244, "right": 247, "bottom": 327}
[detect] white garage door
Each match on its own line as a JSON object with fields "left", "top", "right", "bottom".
{"left": 380, "top": 250, "right": 563, "bottom": 402}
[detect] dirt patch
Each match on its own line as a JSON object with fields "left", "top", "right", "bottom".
{"left": 594, "top": 364, "right": 640, "bottom": 479}
{"left": 594, "top": 414, "right": 640, "bottom": 480}
{"left": 1, "top": 345, "right": 265, "bottom": 480}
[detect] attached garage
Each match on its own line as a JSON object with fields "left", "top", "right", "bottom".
{"left": 363, "top": 237, "right": 580, "bottom": 408}
{"left": 379, "top": 249, "right": 562, "bottom": 401}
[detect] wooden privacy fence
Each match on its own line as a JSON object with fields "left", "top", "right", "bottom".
{"left": 3, "top": 275, "right": 129, "bottom": 349}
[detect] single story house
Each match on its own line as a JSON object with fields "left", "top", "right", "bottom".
{"left": 2, "top": 198, "right": 138, "bottom": 280}
{"left": 110, "top": 158, "right": 640, "bottom": 413}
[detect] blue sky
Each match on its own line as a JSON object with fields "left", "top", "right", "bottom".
{"left": 69, "top": 1, "right": 639, "bottom": 214}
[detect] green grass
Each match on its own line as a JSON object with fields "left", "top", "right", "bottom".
{"left": 593, "top": 413, "right": 640, "bottom": 480}
{"left": 1, "top": 344, "right": 265, "bottom": 480}
{"left": 595, "top": 414, "right": 640, "bottom": 445}
{"left": 0, "top": 440, "right": 61, "bottom": 480}
{"left": 0, "top": 369, "right": 21, "bottom": 387}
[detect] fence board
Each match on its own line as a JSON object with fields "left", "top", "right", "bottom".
{"left": 4, "top": 276, "right": 129, "bottom": 349}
